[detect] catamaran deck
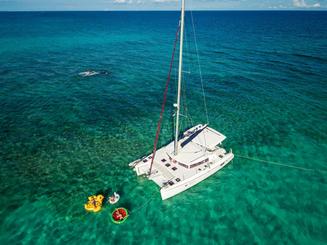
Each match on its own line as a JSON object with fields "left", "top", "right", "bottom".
{"left": 131, "top": 124, "right": 231, "bottom": 188}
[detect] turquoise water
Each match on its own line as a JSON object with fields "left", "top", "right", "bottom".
{"left": 0, "top": 11, "right": 327, "bottom": 244}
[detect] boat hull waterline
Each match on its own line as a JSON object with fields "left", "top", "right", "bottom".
{"left": 160, "top": 153, "right": 233, "bottom": 200}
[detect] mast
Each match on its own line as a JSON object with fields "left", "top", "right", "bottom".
{"left": 174, "top": 0, "right": 185, "bottom": 155}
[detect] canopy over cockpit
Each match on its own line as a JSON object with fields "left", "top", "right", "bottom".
{"left": 166, "top": 125, "right": 226, "bottom": 166}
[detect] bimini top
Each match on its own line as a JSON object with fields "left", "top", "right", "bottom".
{"left": 165, "top": 124, "right": 226, "bottom": 166}
{"left": 193, "top": 126, "right": 226, "bottom": 150}
{"left": 181, "top": 125, "right": 226, "bottom": 150}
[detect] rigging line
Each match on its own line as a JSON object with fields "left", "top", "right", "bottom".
{"left": 235, "top": 154, "right": 327, "bottom": 174}
{"left": 186, "top": 25, "right": 194, "bottom": 126}
{"left": 190, "top": 10, "right": 209, "bottom": 125}
{"left": 188, "top": 11, "right": 207, "bottom": 152}
{"left": 181, "top": 23, "right": 193, "bottom": 127}
{"left": 149, "top": 22, "right": 181, "bottom": 175}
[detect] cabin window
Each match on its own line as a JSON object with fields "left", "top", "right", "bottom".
{"left": 190, "top": 158, "right": 209, "bottom": 168}
{"left": 172, "top": 167, "right": 177, "bottom": 171}
{"left": 178, "top": 162, "right": 188, "bottom": 169}
{"left": 168, "top": 181, "right": 174, "bottom": 186}
{"left": 165, "top": 163, "right": 171, "bottom": 167}
{"left": 176, "top": 178, "right": 181, "bottom": 182}
{"left": 143, "top": 159, "right": 148, "bottom": 163}
{"left": 161, "top": 158, "right": 166, "bottom": 162}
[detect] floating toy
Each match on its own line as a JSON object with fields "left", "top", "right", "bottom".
{"left": 84, "top": 194, "right": 104, "bottom": 212}
{"left": 108, "top": 192, "right": 120, "bottom": 205}
{"left": 111, "top": 208, "right": 129, "bottom": 224}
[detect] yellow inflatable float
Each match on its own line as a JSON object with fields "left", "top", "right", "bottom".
{"left": 84, "top": 194, "right": 104, "bottom": 212}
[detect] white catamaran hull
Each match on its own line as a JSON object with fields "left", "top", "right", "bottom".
{"left": 160, "top": 152, "right": 234, "bottom": 200}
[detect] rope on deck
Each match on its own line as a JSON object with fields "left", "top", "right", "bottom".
{"left": 235, "top": 154, "right": 327, "bottom": 174}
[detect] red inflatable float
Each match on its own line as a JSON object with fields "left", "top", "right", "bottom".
{"left": 111, "top": 207, "right": 129, "bottom": 224}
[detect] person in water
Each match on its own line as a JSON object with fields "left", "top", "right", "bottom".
{"left": 92, "top": 197, "right": 97, "bottom": 207}
{"left": 115, "top": 210, "right": 123, "bottom": 220}
{"left": 109, "top": 192, "right": 118, "bottom": 203}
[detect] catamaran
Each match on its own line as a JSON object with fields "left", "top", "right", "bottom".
{"left": 129, "top": 0, "right": 234, "bottom": 200}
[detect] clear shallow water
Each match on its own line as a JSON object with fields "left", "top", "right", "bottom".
{"left": 0, "top": 11, "right": 326, "bottom": 244}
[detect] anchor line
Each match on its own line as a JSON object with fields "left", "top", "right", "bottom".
{"left": 129, "top": 191, "right": 157, "bottom": 215}
{"left": 235, "top": 154, "right": 327, "bottom": 174}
